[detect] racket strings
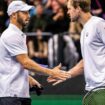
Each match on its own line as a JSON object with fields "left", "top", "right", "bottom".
{"left": 83, "top": 91, "right": 94, "bottom": 105}
{"left": 83, "top": 88, "right": 105, "bottom": 105}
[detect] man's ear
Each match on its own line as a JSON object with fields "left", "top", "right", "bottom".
{"left": 12, "top": 13, "right": 17, "bottom": 18}
{"left": 76, "top": 6, "right": 82, "bottom": 13}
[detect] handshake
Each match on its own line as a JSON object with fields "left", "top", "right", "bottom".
{"left": 47, "top": 71, "right": 71, "bottom": 86}
{"left": 47, "top": 64, "right": 72, "bottom": 86}
{"left": 29, "top": 64, "right": 72, "bottom": 96}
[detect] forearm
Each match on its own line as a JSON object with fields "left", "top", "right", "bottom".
{"left": 29, "top": 75, "right": 41, "bottom": 88}
{"left": 29, "top": 75, "right": 33, "bottom": 86}
{"left": 23, "top": 58, "right": 52, "bottom": 76}
{"left": 29, "top": 75, "right": 33, "bottom": 82}
{"left": 16, "top": 54, "right": 69, "bottom": 80}
{"left": 68, "top": 59, "right": 84, "bottom": 78}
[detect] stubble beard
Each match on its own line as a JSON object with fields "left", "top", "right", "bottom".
{"left": 71, "top": 16, "right": 79, "bottom": 22}
{"left": 17, "top": 13, "right": 29, "bottom": 28}
{"left": 17, "top": 17, "right": 28, "bottom": 28}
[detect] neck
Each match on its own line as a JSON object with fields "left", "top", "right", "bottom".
{"left": 10, "top": 19, "right": 23, "bottom": 30}
{"left": 79, "top": 12, "right": 92, "bottom": 26}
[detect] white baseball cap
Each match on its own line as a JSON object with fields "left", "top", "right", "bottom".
{"left": 7, "top": 0, "right": 34, "bottom": 16}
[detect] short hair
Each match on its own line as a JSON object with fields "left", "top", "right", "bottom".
{"left": 69, "top": 0, "right": 91, "bottom": 12}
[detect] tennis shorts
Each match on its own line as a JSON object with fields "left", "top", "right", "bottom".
{"left": 0, "top": 97, "right": 31, "bottom": 105}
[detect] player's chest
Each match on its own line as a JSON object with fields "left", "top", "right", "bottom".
{"left": 81, "top": 28, "right": 98, "bottom": 46}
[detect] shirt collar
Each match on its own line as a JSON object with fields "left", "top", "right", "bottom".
{"left": 9, "top": 23, "right": 25, "bottom": 36}
{"left": 84, "top": 16, "right": 95, "bottom": 28}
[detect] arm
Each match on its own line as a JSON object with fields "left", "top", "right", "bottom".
{"left": 16, "top": 54, "right": 52, "bottom": 74}
{"left": 91, "top": 8, "right": 102, "bottom": 16}
{"left": 16, "top": 54, "right": 69, "bottom": 80}
{"left": 68, "top": 59, "right": 84, "bottom": 78}
{"left": 29, "top": 76, "right": 41, "bottom": 88}
{"left": 29, "top": 76, "right": 44, "bottom": 96}
{"left": 48, "top": 59, "right": 84, "bottom": 85}
{"left": 43, "top": 42, "right": 48, "bottom": 58}
{"left": 27, "top": 40, "right": 35, "bottom": 58}
{"left": 2, "top": 32, "right": 69, "bottom": 80}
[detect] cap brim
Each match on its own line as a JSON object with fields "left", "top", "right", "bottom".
{"left": 20, "top": 5, "right": 34, "bottom": 11}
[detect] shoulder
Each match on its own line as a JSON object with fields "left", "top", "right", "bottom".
{"left": 1, "top": 28, "right": 22, "bottom": 40}
{"left": 93, "top": 17, "right": 105, "bottom": 32}
{"left": 86, "top": 16, "right": 105, "bottom": 30}
{"left": 1, "top": 29, "right": 23, "bottom": 45}
{"left": 92, "top": 16, "right": 105, "bottom": 26}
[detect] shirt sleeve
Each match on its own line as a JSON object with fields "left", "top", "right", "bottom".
{"left": 97, "top": 20, "right": 105, "bottom": 44}
{"left": 2, "top": 33, "right": 27, "bottom": 56}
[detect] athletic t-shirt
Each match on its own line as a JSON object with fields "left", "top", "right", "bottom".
{"left": 81, "top": 16, "right": 105, "bottom": 91}
{"left": 0, "top": 23, "right": 29, "bottom": 98}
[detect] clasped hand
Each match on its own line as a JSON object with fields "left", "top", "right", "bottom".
{"left": 47, "top": 64, "right": 71, "bottom": 86}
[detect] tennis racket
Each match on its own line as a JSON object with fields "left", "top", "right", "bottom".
{"left": 83, "top": 86, "right": 105, "bottom": 105}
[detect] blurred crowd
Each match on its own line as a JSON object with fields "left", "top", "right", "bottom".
{"left": 0, "top": 0, "right": 105, "bottom": 70}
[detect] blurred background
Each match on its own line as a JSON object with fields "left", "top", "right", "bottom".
{"left": 0, "top": 0, "right": 105, "bottom": 105}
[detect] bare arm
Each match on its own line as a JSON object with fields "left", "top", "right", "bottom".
{"left": 16, "top": 54, "right": 53, "bottom": 75}
{"left": 68, "top": 59, "right": 84, "bottom": 78}
{"left": 47, "top": 59, "right": 84, "bottom": 85}
{"left": 91, "top": 8, "right": 102, "bottom": 16}
{"left": 43, "top": 42, "right": 48, "bottom": 58}
{"left": 16, "top": 54, "right": 69, "bottom": 80}
{"left": 27, "top": 40, "right": 34, "bottom": 58}
{"left": 29, "top": 76, "right": 41, "bottom": 88}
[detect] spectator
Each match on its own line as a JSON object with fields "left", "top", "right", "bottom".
{"left": 69, "top": 22, "right": 83, "bottom": 60}
{"left": 45, "top": 0, "right": 70, "bottom": 34}
{"left": 0, "top": 0, "right": 8, "bottom": 33}
{"left": 91, "top": 0, "right": 103, "bottom": 17}
{"left": 27, "top": 29, "right": 48, "bottom": 65}
{"left": 48, "top": 33, "right": 79, "bottom": 69}
{"left": 99, "top": 0, "right": 105, "bottom": 19}
{"left": 27, "top": 3, "right": 48, "bottom": 32}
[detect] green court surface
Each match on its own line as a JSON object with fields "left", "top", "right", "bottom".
{"left": 31, "top": 94, "right": 83, "bottom": 105}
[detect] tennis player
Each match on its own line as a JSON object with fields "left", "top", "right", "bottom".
{"left": 48, "top": 0, "right": 105, "bottom": 104}
{"left": 0, "top": 1, "right": 70, "bottom": 105}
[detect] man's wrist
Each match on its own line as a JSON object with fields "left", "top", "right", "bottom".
{"left": 43, "top": 68, "right": 53, "bottom": 76}
{"left": 67, "top": 71, "right": 72, "bottom": 79}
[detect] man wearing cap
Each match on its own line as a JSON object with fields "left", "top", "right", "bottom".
{"left": 0, "top": 1, "right": 70, "bottom": 105}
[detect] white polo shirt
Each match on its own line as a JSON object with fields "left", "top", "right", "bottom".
{"left": 0, "top": 24, "right": 30, "bottom": 98}
{"left": 81, "top": 16, "right": 105, "bottom": 91}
